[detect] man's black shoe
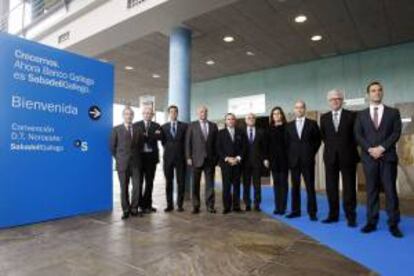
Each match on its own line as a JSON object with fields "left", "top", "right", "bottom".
{"left": 121, "top": 212, "right": 130, "bottom": 220}
{"left": 322, "top": 217, "right": 338, "bottom": 224}
{"left": 361, "top": 224, "right": 377, "bottom": 234}
{"left": 286, "top": 212, "right": 301, "bottom": 219}
{"left": 389, "top": 226, "right": 403, "bottom": 238}
{"left": 164, "top": 207, "right": 173, "bottom": 212}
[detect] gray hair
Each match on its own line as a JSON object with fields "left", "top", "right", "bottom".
{"left": 197, "top": 105, "right": 208, "bottom": 112}
{"left": 327, "top": 89, "right": 344, "bottom": 100}
{"left": 123, "top": 106, "right": 134, "bottom": 115}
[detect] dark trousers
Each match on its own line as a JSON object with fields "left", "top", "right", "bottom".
{"left": 192, "top": 163, "right": 215, "bottom": 210}
{"left": 164, "top": 160, "right": 186, "bottom": 208}
{"left": 290, "top": 162, "right": 317, "bottom": 216}
{"left": 117, "top": 162, "right": 140, "bottom": 213}
{"left": 221, "top": 164, "right": 242, "bottom": 211}
{"left": 362, "top": 159, "right": 400, "bottom": 226}
{"left": 325, "top": 162, "right": 357, "bottom": 221}
{"left": 272, "top": 169, "right": 288, "bottom": 213}
{"left": 242, "top": 165, "right": 261, "bottom": 207}
{"left": 139, "top": 153, "right": 157, "bottom": 210}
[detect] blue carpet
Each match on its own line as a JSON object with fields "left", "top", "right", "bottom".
{"left": 260, "top": 186, "right": 413, "bottom": 276}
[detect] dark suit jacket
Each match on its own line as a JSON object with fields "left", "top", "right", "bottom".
{"left": 354, "top": 105, "right": 401, "bottom": 163}
{"left": 320, "top": 109, "right": 359, "bottom": 166}
{"left": 243, "top": 127, "right": 267, "bottom": 168}
{"left": 185, "top": 120, "right": 218, "bottom": 168}
{"left": 134, "top": 120, "right": 162, "bottom": 163}
{"left": 217, "top": 127, "right": 246, "bottom": 167}
{"left": 110, "top": 124, "right": 142, "bottom": 171}
{"left": 285, "top": 118, "right": 321, "bottom": 168}
{"left": 161, "top": 121, "right": 188, "bottom": 165}
{"left": 268, "top": 124, "right": 288, "bottom": 172}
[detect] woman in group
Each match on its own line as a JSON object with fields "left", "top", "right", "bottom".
{"left": 267, "top": 106, "right": 289, "bottom": 215}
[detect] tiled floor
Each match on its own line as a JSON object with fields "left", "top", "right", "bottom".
{"left": 0, "top": 169, "right": 374, "bottom": 276}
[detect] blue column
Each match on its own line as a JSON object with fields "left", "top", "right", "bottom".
{"left": 168, "top": 27, "right": 192, "bottom": 199}
{"left": 168, "top": 27, "right": 192, "bottom": 122}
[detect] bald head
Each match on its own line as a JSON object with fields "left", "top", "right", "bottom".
{"left": 197, "top": 105, "right": 208, "bottom": 121}
{"left": 245, "top": 113, "right": 256, "bottom": 127}
{"left": 294, "top": 100, "right": 306, "bottom": 118}
{"left": 142, "top": 106, "right": 154, "bottom": 121}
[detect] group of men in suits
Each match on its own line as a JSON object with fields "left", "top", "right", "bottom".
{"left": 111, "top": 80, "right": 403, "bottom": 238}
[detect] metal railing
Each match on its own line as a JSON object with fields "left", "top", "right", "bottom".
{"left": 0, "top": 0, "right": 71, "bottom": 36}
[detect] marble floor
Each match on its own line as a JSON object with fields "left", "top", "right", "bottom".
{"left": 0, "top": 171, "right": 375, "bottom": 276}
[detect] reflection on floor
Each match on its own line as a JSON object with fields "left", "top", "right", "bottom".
{"left": 0, "top": 171, "right": 373, "bottom": 275}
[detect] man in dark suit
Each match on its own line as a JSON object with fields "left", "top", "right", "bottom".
{"left": 217, "top": 113, "right": 246, "bottom": 214}
{"left": 242, "top": 113, "right": 267, "bottom": 212}
{"left": 134, "top": 106, "right": 162, "bottom": 214}
{"left": 320, "top": 89, "right": 359, "bottom": 227}
{"left": 285, "top": 100, "right": 321, "bottom": 221}
{"left": 354, "top": 81, "right": 403, "bottom": 238}
{"left": 185, "top": 105, "right": 219, "bottom": 214}
{"left": 110, "top": 107, "right": 142, "bottom": 219}
{"left": 161, "top": 105, "right": 188, "bottom": 212}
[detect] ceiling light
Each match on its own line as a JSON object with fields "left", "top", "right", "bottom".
{"left": 294, "top": 15, "right": 307, "bottom": 23}
{"left": 206, "top": 59, "right": 215, "bottom": 65}
{"left": 223, "top": 36, "right": 235, "bottom": 43}
{"left": 311, "top": 35, "right": 322, "bottom": 41}
{"left": 152, "top": 74, "right": 160, "bottom": 78}
{"left": 125, "top": 65, "right": 134, "bottom": 70}
{"left": 246, "top": 51, "right": 255, "bottom": 56}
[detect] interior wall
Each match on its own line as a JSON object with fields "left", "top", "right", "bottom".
{"left": 191, "top": 41, "right": 414, "bottom": 121}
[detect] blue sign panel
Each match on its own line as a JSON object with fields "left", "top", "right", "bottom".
{"left": 0, "top": 33, "right": 114, "bottom": 228}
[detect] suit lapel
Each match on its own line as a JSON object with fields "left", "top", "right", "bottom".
{"left": 377, "top": 106, "right": 388, "bottom": 131}
{"left": 301, "top": 118, "right": 309, "bottom": 139}
{"left": 327, "top": 112, "right": 336, "bottom": 134}
{"left": 196, "top": 121, "right": 206, "bottom": 141}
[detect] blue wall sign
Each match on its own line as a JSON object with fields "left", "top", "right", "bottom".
{"left": 0, "top": 33, "right": 114, "bottom": 228}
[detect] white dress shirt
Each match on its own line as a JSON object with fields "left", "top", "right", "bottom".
{"left": 370, "top": 103, "right": 384, "bottom": 126}
{"left": 199, "top": 120, "right": 209, "bottom": 136}
{"left": 143, "top": 120, "right": 153, "bottom": 152}
{"left": 296, "top": 117, "right": 305, "bottom": 138}
{"left": 332, "top": 108, "right": 342, "bottom": 131}
{"left": 124, "top": 123, "right": 133, "bottom": 138}
{"left": 247, "top": 126, "right": 256, "bottom": 142}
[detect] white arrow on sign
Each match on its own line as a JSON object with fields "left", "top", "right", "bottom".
{"left": 89, "top": 109, "right": 101, "bottom": 118}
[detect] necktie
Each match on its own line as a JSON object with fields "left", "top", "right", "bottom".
{"left": 145, "top": 121, "right": 149, "bottom": 134}
{"left": 229, "top": 128, "right": 234, "bottom": 142}
{"left": 333, "top": 112, "right": 339, "bottom": 132}
{"left": 373, "top": 107, "right": 379, "bottom": 129}
{"left": 249, "top": 128, "right": 253, "bottom": 144}
{"left": 127, "top": 125, "right": 133, "bottom": 139}
{"left": 171, "top": 122, "right": 176, "bottom": 138}
{"left": 201, "top": 121, "right": 208, "bottom": 140}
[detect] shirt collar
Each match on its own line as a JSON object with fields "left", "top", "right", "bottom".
{"left": 332, "top": 108, "right": 342, "bottom": 115}
{"left": 370, "top": 103, "right": 384, "bottom": 109}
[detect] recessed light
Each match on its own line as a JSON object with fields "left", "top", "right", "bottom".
{"left": 152, "top": 74, "right": 160, "bottom": 78}
{"left": 206, "top": 59, "right": 215, "bottom": 65}
{"left": 246, "top": 51, "right": 255, "bottom": 56}
{"left": 294, "top": 15, "right": 307, "bottom": 23}
{"left": 311, "top": 35, "right": 322, "bottom": 41}
{"left": 223, "top": 36, "right": 235, "bottom": 43}
{"left": 125, "top": 65, "right": 134, "bottom": 70}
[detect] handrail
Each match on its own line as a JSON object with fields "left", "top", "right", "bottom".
{"left": 0, "top": 0, "right": 71, "bottom": 36}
